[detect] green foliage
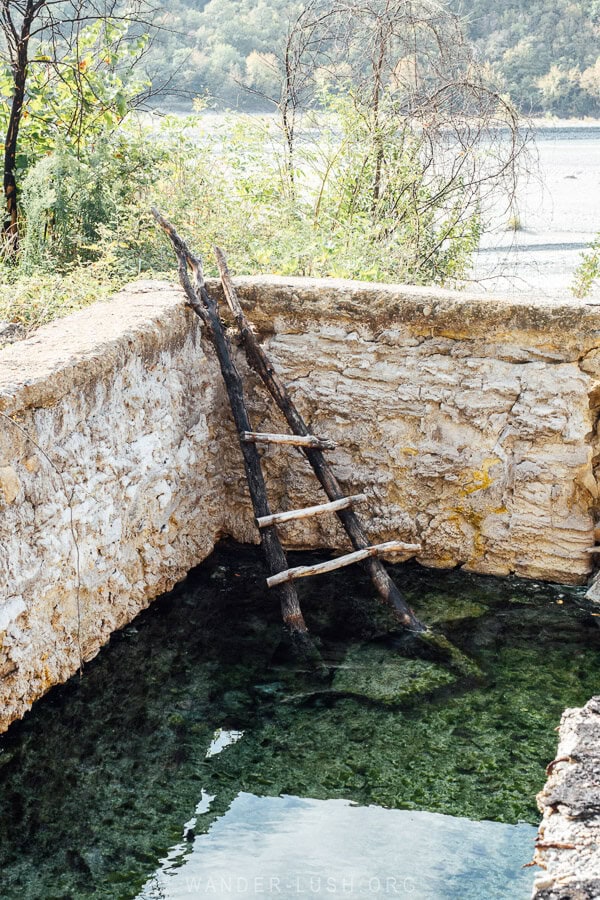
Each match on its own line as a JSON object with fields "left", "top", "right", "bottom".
{"left": 0, "top": 262, "right": 122, "bottom": 331}
{"left": 0, "top": 20, "right": 171, "bottom": 324}
{"left": 0, "top": 20, "right": 150, "bottom": 181}
{"left": 140, "top": 109, "right": 479, "bottom": 285}
{"left": 18, "top": 128, "right": 169, "bottom": 272}
{"left": 0, "top": 6, "right": 500, "bottom": 329}
{"left": 572, "top": 235, "right": 600, "bottom": 298}
{"left": 150, "top": 0, "right": 302, "bottom": 107}
{"left": 449, "top": 0, "right": 600, "bottom": 116}
{"left": 1, "top": 102, "right": 482, "bottom": 331}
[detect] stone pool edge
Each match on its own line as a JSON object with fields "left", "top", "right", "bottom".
{"left": 532, "top": 696, "right": 600, "bottom": 899}
{"left": 2, "top": 275, "right": 600, "bottom": 731}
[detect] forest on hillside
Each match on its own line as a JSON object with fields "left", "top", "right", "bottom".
{"left": 150, "top": 0, "right": 600, "bottom": 117}
{"left": 452, "top": 0, "right": 600, "bottom": 116}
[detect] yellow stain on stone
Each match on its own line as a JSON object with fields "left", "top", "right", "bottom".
{"left": 446, "top": 505, "right": 487, "bottom": 564}
{"left": 461, "top": 457, "right": 501, "bottom": 495}
{"left": 24, "top": 456, "right": 40, "bottom": 474}
{"left": 0, "top": 466, "right": 21, "bottom": 504}
{"left": 455, "top": 507, "right": 484, "bottom": 530}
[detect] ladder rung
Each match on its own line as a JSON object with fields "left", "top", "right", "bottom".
{"left": 241, "top": 431, "right": 336, "bottom": 450}
{"left": 257, "top": 494, "right": 367, "bottom": 529}
{"left": 267, "top": 541, "right": 422, "bottom": 588}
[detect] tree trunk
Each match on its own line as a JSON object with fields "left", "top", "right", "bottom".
{"left": 2, "top": 1, "right": 37, "bottom": 254}
{"left": 370, "top": 22, "right": 387, "bottom": 213}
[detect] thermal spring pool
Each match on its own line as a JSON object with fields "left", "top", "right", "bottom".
{"left": 1, "top": 543, "right": 599, "bottom": 899}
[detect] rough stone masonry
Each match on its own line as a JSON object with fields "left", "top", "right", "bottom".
{"left": 2, "top": 276, "right": 600, "bottom": 734}
{"left": 533, "top": 697, "right": 600, "bottom": 899}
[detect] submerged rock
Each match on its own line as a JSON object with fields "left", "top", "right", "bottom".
{"left": 414, "top": 592, "right": 488, "bottom": 624}
{"left": 331, "top": 643, "right": 457, "bottom": 704}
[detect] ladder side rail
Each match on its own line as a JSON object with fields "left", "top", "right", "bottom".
{"left": 215, "top": 248, "right": 425, "bottom": 634}
{"left": 152, "top": 210, "right": 309, "bottom": 644}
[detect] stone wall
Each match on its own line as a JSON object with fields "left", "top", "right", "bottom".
{"left": 2, "top": 276, "right": 600, "bottom": 731}
{"left": 0, "top": 283, "right": 228, "bottom": 733}
{"left": 532, "top": 697, "right": 600, "bottom": 899}
{"left": 231, "top": 277, "right": 600, "bottom": 586}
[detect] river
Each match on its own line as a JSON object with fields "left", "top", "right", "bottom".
{"left": 469, "top": 124, "right": 600, "bottom": 300}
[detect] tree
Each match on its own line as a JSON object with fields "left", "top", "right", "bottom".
{"left": 537, "top": 65, "right": 588, "bottom": 117}
{"left": 580, "top": 56, "right": 600, "bottom": 110}
{"left": 241, "top": 2, "right": 338, "bottom": 197}
{"left": 237, "top": 0, "right": 526, "bottom": 281}
{"left": 0, "top": 0, "right": 157, "bottom": 254}
{"left": 573, "top": 233, "right": 600, "bottom": 298}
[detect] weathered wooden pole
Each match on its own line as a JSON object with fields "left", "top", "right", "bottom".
{"left": 151, "top": 209, "right": 314, "bottom": 654}
{"left": 214, "top": 246, "right": 427, "bottom": 634}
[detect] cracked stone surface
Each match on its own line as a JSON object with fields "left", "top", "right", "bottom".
{"left": 0, "top": 282, "right": 231, "bottom": 732}
{"left": 533, "top": 697, "right": 600, "bottom": 899}
{"left": 2, "top": 276, "right": 600, "bottom": 731}
{"left": 217, "top": 275, "right": 600, "bottom": 586}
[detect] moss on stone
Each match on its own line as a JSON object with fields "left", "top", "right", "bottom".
{"left": 331, "top": 643, "right": 457, "bottom": 704}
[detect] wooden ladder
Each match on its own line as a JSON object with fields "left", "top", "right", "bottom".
{"left": 153, "top": 210, "right": 426, "bottom": 652}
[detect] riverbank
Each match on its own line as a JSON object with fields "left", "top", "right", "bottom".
{"left": 469, "top": 123, "right": 600, "bottom": 299}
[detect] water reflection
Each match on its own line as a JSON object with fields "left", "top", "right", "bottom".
{"left": 139, "top": 794, "right": 536, "bottom": 899}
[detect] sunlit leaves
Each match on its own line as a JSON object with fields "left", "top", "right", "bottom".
{"left": 0, "top": 20, "right": 150, "bottom": 177}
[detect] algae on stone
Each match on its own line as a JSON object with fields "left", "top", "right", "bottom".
{"left": 411, "top": 592, "right": 487, "bottom": 624}
{"left": 331, "top": 643, "right": 457, "bottom": 704}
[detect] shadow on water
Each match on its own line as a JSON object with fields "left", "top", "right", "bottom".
{"left": 1, "top": 541, "right": 599, "bottom": 898}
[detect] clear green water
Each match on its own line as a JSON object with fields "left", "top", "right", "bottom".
{"left": 0, "top": 543, "right": 599, "bottom": 899}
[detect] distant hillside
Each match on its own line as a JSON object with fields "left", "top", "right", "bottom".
{"left": 150, "top": 0, "right": 600, "bottom": 117}
{"left": 150, "top": 0, "right": 302, "bottom": 107}
{"left": 451, "top": 0, "right": 600, "bottom": 116}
